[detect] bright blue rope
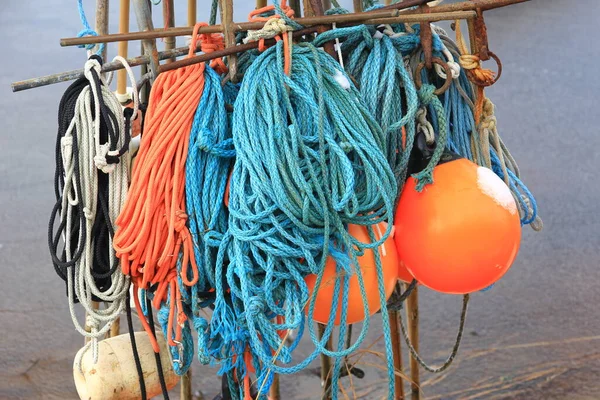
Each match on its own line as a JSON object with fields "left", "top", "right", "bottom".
{"left": 415, "top": 33, "right": 539, "bottom": 225}
{"left": 76, "top": 0, "right": 104, "bottom": 54}
{"left": 220, "top": 41, "right": 397, "bottom": 395}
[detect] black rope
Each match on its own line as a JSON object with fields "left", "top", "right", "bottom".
{"left": 126, "top": 290, "right": 147, "bottom": 400}
{"left": 147, "top": 296, "right": 171, "bottom": 400}
{"left": 49, "top": 55, "right": 132, "bottom": 301}
{"left": 386, "top": 279, "right": 418, "bottom": 311}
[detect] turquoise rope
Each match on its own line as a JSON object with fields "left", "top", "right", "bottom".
{"left": 76, "top": 0, "right": 104, "bottom": 54}
{"left": 221, "top": 41, "right": 397, "bottom": 395}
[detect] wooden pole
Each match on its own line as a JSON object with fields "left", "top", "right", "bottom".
{"left": 181, "top": 6, "right": 195, "bottom": 396}
{"left": 389, "top": 310, "right": 405, "bottom": 399}
{"left": 353, "top": 0, "right": 363, "bottom": 12}
{"left": 405, "top": 286, "right": 420, "bottom": 400}
{"left": 317, "top": 324, "right": 333, "bottom": 400}
{"left": 289, "top": 0, "right": 302, "bottom": 16}
{"left": 109, "top": 315, "right": 121, "bottom": 338}
{"left": 117, "top": 0, "right": 130, "bottom": 96}
{"left": 269, "top": 364, "right": 281, "bottom": 400}
{"left": 95, "top": 0, "right": 109, "bottom": 62}
{"left": 132, "top": 0, "right": 159, "bottom": 79}
{"left": 220, "top": 0, "right": 238, "bottom": 82}
{"left": 163, "top": 0, "right": 176, "bottom": 62}
{"left": 188, "top": 0, "right": 196, "bottom": 26}
{"left": 181, "top": 369, "right": 192, "bottom": 400}
{"left": 303, "top": 0, "right": 315, "bottom": 17}
{"left": 256, "top": 0, "right": 268, "bottom": 8}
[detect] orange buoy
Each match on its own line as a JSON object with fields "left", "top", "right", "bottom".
{"left": 394, "top": 155, "right": 521, "bottom": 294}
{"left": 305, "top": 223, "right": 399, "bottom": 325}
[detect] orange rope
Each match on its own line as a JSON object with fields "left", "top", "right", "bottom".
{"left": 249, "top": 0, "right": 294, "bottom": 75}
{"left": 114, "top": 23, "right": 226, "bottom": 348}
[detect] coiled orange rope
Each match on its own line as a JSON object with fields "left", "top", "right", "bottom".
{"left": 114, "top": 23, "right": 225, "bottom": 351}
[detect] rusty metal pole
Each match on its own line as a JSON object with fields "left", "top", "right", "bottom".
{"left": 405, "top": 286, "right": 420, "bottom": 400}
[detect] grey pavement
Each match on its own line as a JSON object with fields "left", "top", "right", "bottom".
{"left": 1, "top": 0, "right": 599, "bottom": 399}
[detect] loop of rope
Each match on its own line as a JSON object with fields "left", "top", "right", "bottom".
{"left": 398, "top": 294, "right": 469, "bottom": 373}
{"left": 113, "top": 28, "right": 223, "bottom": 355}
{"left": 76, "top": 0, "right": 104, "bottom": 54}
{"left": 50, "top": 56, "right": 131, "bottom": 364}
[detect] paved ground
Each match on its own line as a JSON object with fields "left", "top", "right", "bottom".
{"left": 1, "top": 0, "right": 599, "bottom": 399}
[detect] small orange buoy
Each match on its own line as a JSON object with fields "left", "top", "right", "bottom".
{"left": 305, "top": 223, "right": 399, "bottom": 325}
{"left": 394, "top": 155, "right": 521, "bottom": 294}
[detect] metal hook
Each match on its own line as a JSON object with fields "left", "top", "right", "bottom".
{"left": 419, "top": 4, "right": 433, "bottom": 70}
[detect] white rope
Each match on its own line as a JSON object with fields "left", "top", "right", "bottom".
{"left": 243, "top": 18, "right": 292, "bottom": 44}
{"left": 61, "top": 58, "right": 132, "bottom": 366}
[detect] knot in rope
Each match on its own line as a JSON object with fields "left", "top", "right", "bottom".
{"left": 85, "top": 315, "right": 99, "bottom": 332}
{"left": 174, "top": 211, "right": 189, "bottom": 233}
{"left": 244, "top": 18, "right": 292, "bottom": 44}
{"left": 83, "top": 58, "right": 102, "bottom": 81}
{"left": 479, "top": 98, "right": 497, "bottom": 131}
{"left": 247, "top": 296, "right": 266, "bottom": 316}
{"left": 93, "top": 143, "right": 119, "bottom": 173}
{"left": 417, "top": 83, "right": 437, "bottom": 105}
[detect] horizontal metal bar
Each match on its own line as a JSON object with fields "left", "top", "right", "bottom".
{"left": 60, "top": 9, "right": 401, "bottom": 47}
{"left": 12, "top": 9, "right": 478, "bottom": 92}
{"left": 11, "top": 45, "right": 190, "bottom": 92}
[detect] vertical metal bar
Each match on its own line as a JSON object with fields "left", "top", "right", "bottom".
{"left": 117, "top": 0, "right": 130, "bottom": 96}
{"left": 353, "top": 0, "right": 363, "bottom": 12}
{"left": 95, "top": 0, "right": 109, "bottom": 62}
{"left": 405, "top": 287, "right": 420, "bottom": 400}
{"left": 220, "top": 0, "right": 238, "bottom": 82}
{"left": 389, "top": 310, "right": 405, "bottom": 399}
{"left": 256, "top": 0, "right": 268, "bottom": 8}
{"left": 163, "top": 0, "right": 176, "bottom": 63}
{"left": 132, "top": 0, "right": 159, "bottom": 79}
{"left": 317, "top": 324, "right": 333, "bottom": 400}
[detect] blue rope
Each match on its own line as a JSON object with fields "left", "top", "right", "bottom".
{"left": 414, "top": 34, "right": 539, "bottom": 225}
{"left": 76, "top": 0, "right": 104, "bottom": 54}
{"left": 316, "top": 25, "right": 420, "bottom": 187}
{"left": 218, "top": 41, "right": 397, "bottom": 395}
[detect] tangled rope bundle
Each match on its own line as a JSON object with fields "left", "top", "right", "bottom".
{"left": 113, "top": 25, "right": 225, "bottom": 353}
{"left": 210, "top": 40, "right": 399, "bottom": 396}
{"left": 46, "top": 2, "right": 543, "bottom": 399}
{"left": 50, "top": 55, "right": 133, "bottom": 363}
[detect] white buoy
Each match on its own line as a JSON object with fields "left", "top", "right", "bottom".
{"left": 73, "top": 332, "right": 179, "bottom": 400}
